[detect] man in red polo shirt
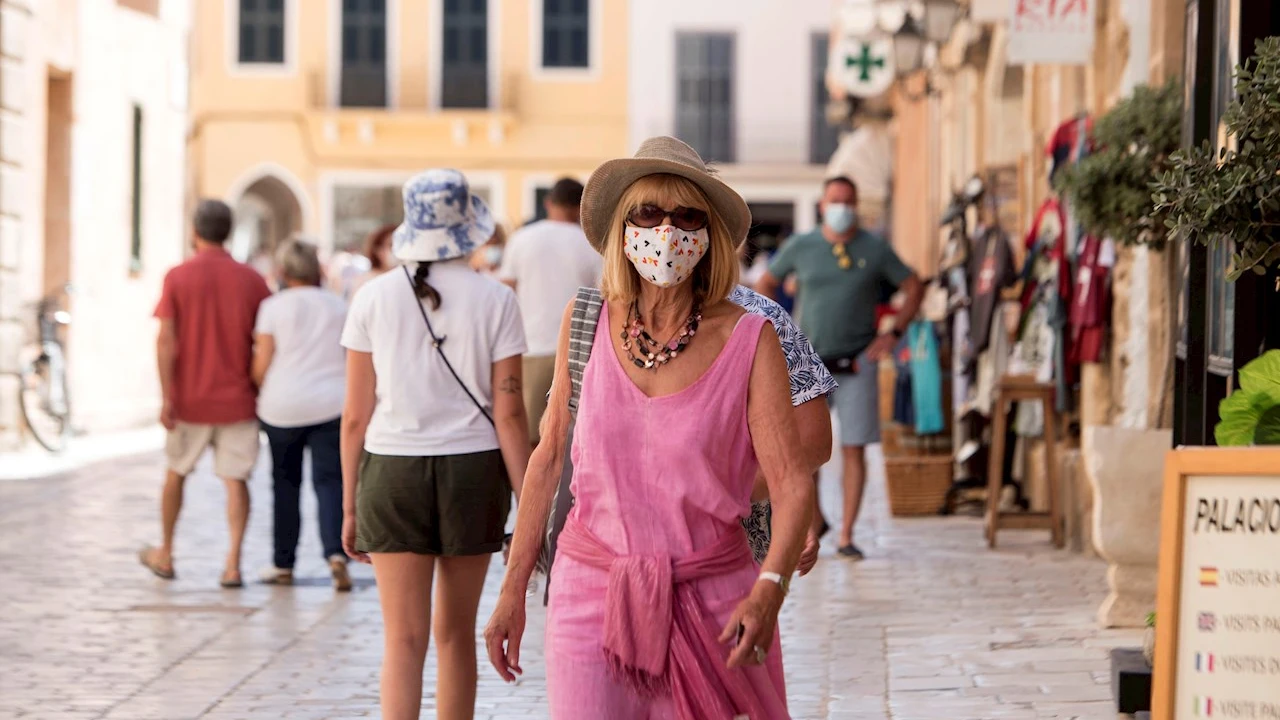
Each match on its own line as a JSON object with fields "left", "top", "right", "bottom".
{"left": 139, "top": 200, "right": 272, "bottom": 587}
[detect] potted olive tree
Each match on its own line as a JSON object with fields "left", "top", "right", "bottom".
{"left": 1154, "top": 37, "right": 1280, "bottom": 281}
{"left": 1054, "top": 79, "right": 1181, "bottom": 628}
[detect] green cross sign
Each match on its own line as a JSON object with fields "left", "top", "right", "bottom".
{"left": 846, "top": 44, "right": 886, "bottom": 82}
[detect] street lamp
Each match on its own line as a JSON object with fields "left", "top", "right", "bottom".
{"left": 892, "top": 15, "right": 926, "bottom": 75}
{"left": 921, "top": 0, "right": 962, "bottom": 45}
{"left": 889, "top": 0, "right": 961, "bottom": 99}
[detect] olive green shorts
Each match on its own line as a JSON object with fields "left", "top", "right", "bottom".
{"left": 356, "top": 450, "right": 511, "bottom": 556}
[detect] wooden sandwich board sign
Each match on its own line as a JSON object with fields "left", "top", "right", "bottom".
{"left": 1152, "top": 447, "right": 1280, "bottom": 719}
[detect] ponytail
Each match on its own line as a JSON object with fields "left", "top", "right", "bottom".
{"left": 412, "top": 262, "right": 442, "bottom": 310}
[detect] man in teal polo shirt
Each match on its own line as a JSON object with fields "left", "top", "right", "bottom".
{"left": 756, "top": 176, "right": 923, "bottom": 560}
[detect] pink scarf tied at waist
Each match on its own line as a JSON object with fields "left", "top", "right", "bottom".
{"left": 555, "top": 518, "right": 771, "bottom": 720}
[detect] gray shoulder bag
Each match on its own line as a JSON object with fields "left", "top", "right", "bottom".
{"left": 534, "top": 286, "right": 603, "bottom": 598}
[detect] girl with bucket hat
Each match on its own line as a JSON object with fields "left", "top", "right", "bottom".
{"left": 485, "top": 138, "right": 814, "bottom": 719}
{"left": 339, "top": 169, "right": 531, "bottom": 720}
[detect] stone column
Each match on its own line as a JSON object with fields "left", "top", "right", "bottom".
{"left": 1084, "top": 425, "right": 1173, "bottom": 627}
{"left": 0, "top": 0, "right": 30, "bottom": 452}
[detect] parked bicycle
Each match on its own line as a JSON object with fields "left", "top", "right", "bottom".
{"left": 11, "top": 287, "right": 73, "bottom": 452}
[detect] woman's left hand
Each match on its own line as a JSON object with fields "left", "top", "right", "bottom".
{"left": 718, "top": 581, "right": 785, "bottom": 669}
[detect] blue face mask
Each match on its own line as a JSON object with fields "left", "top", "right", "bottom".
{"left": 823, "top": 203, "right": 856, "bottom": 234}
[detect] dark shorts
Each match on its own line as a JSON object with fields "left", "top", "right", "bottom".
{"left": 356, "top": 450, "right": 511, "bottom": 556}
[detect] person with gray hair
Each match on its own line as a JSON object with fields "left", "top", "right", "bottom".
{"left": 251, "top": 238, "right": 352, "bottom": 591}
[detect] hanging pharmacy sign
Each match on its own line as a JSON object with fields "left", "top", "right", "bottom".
{"left": 1152, "top": 448, "right": 1280, "bottom": 719}
{"left": 1006, "top": 0, "right": 1096, "bottom": 65}
{"left": 833, "top": 35, "right": 895, "bottom": 98}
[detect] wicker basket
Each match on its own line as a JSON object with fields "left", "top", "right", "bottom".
{"left": 884, "top": 455, "right": 954, "bottom": 516}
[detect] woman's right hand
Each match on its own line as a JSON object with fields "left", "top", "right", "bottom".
{"left": 342, "top": 514, "right": 370, "bottom": 564}
{"left": 484, "top": 590, "right": 527, "bottom": 682}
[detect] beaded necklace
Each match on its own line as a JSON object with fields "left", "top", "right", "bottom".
{"left": 620, "top": 300, "right": 702, "bottom": 370}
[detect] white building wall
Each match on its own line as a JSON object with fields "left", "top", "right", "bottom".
{"left": 0, "top": 0, "right": 188, "bottom": 448}
{"left": 627, "top": 0, "right": 834, "bottom": 230}
{"left": 66, "top": 0, "right": 190, "bottom": 433}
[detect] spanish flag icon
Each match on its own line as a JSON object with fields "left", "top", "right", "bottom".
{"left": 1199, "top": 567, "right": 1219, "bottom": 587}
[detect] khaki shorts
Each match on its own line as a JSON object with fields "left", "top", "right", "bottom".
{"left": 165, "top": 420, "right": 260, "bottom": 479}
{"left": 523, "top": 354, "right": 556, "bottom": 444}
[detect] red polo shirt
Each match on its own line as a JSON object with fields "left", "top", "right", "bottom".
{"left": 154, "top": 247, "right": 272, "bottom": 424}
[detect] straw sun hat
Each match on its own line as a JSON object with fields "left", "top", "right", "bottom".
{"left": 580, "top": 136, "right": 752, "bottom": 253}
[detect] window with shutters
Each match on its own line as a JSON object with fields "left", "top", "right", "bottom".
{"left": 129, "top": 105, "right": 144, "bottom": 273}
{"left": 810, "top": 33, "right": 841, "bottom": 165}
{"left": 675, "top": 33, "right": 735, "bottom": 164}
{"left": 541, "top": 0, "right": 589, "bottom": 69}
{"left": 442, "top": 0, "right": 489, "bottom": 108}
{"left": 340, "top": 0, "right": 388, "bottom": 108}
{"left": 237, "top": 0, "right": 286, "bottom": 65}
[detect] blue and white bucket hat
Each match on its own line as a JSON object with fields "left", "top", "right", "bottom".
{"left": 391, "top": 169, "right": 495, "bottom": 262}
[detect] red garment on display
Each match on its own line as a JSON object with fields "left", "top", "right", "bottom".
{"left": 1020, "top": 198, "right": 1072, "bottom": 310}
{"left": 1068, "top": 235, "right": 1111, "bottom": 363}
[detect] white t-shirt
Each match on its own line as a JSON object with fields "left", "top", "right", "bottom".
{"left": 255, "top": 286, "right": 348, "bottom": 428}
{"left": 340, "top": 260, "right": 527, "bottom": 456}
{"left": 498, "top": 220, "right": 602, "bottom": 356}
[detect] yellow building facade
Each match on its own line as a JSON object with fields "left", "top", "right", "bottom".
{"left": 190, "top": 0, "right": 629, "bottom": 257}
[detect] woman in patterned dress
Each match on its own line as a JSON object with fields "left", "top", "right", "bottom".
{"left": 485, "top": 137, "right": 815, "bottom": 719}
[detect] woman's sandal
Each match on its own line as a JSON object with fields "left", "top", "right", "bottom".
{"left": 138, "top": 546, "right": 176, "bottom": 580}
{"left": 837, "top": 544, "right": 865, "bottom": 560}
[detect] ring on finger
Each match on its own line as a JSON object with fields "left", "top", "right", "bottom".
{"left": 753, "top": 646, "right": 767, "bottom": 664}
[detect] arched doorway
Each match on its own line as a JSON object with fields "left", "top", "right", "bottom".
{"left": 229, "top": 175, "right": 303, "bottom": 274}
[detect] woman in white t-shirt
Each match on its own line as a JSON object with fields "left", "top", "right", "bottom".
{"left": 339, "top": 169, "right": 531, "bottom": 720}
{"left": 251, "top": 239, "right": 351, "bottom": 591}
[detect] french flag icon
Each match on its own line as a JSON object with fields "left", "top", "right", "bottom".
{"left": 1196, "top": 652, "right": 1215, "bottom": 672}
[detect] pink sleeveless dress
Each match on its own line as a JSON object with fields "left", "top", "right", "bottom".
{"left": 545, "top": 305, "right": 790, "bottom": 720}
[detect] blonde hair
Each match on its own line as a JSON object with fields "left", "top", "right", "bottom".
{"left": 600, "top": 173, "right": 738, "bottom": 306}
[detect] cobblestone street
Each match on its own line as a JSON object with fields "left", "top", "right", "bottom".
{"left": 0, "top": 446, "right": 1139, "bottom": 720}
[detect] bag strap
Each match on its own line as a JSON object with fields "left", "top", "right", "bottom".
{"left": 403, "top": 266, "right": 494, "bottom": 427}
{"left": 566, "top": 286, "right": 603, "bottom": 415}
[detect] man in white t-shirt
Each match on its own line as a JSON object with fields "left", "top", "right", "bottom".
{"left": 498, "top": 178, "right": 602, "bottom": 445}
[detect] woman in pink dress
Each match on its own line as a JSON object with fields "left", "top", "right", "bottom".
{"left": 485, "top": 137, "right": 814, "bottom": 719}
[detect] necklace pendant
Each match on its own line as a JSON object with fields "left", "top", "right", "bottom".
{"left": 644, "top": 360, "right": 654, "bottom": 369}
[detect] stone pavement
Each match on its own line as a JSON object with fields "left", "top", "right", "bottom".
{"left": 0, "top": 445, "right": 1139, "bottom": 719}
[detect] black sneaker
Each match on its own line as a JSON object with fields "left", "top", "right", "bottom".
{"left": 837, "top": 544, "right": 865, "bottom": 560}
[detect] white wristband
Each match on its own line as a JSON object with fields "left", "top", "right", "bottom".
{"left": 758, "top": 571, "right": 790, "bottom": 596}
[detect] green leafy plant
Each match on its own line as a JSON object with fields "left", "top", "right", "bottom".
{"left": 1145, "top": 612, "right": 1156, "bottom": 629}
{"left": 1154, "top": 37, "right": 1280, "bottom": 279}
{"left": 1055, "top": 78, "right": 1182, "bottom": 248}
{"left": 1215, "top": 350, "right": 1280, "bottom": 446}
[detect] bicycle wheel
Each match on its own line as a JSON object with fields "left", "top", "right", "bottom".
{"left": 18, "top": 356, "right": 71, "bottom": 453}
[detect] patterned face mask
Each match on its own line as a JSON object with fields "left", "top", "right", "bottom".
{"left": 623, "top": 225, "right": 710, "bottom": 288}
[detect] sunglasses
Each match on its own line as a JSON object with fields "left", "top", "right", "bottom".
{"left": 625, "top": 204, "right": 710, "bottom": 232}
